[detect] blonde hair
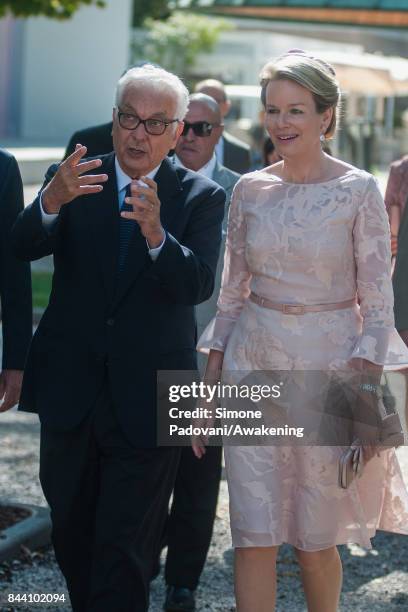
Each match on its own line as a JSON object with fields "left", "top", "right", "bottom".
{"left": 260, "top": 51, "right": 341, "bottom": 139}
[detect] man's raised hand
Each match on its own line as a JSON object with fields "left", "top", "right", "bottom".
{"left": 42, "top": 144, "right": 108, "bottom": 214}
{"left": 121, "top": 176, "right": 165, "bottom": 248}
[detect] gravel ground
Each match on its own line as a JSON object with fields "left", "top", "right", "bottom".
{"left": 0, "top": 406, "right": 408, "bottom": 611}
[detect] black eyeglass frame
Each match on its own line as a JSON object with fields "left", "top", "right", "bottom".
{"left": 181, "top": 121, "right": 223, "bottom": 138}
{"left": 116, "top": 108, "right": 180, "bottom": 135}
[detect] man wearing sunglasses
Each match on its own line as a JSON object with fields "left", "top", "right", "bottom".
{"left": 160, "top": 94, "right": 239, "bottom": 612}
{"left": 11, "top": 65, "right": 225, "bottom": 612}
{"left": 194, "top": 79, "right": 251, "bottom": 174}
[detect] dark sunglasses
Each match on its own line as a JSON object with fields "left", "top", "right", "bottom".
{"left": 181, "top": 121, "right": 222, "bottom": 137}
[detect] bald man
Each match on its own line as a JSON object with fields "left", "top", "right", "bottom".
{"left": 195, "top": 79, "right": 251, "bottom": 174}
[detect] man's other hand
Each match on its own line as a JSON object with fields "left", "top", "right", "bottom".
{"left": 0, "top": 370, "right": 24, "bottom": 412}
{"left": 42, "top": 144, "right": 108, "bottom": 214}
{"left": 121, "top": 176, "right": 165, "bottom": 248}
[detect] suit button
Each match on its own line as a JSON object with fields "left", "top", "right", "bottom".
{"left": 106, "top": 318, "right": 115, "bottom": 326}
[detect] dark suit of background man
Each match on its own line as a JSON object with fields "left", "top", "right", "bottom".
{"left": 0, "top": 149, "right": 32, "bottom": 414}
{"left": 194, "top": 78, "right": 251, "bottom": 175}
{"left": 64, "top": 121, "right": 113, "bottom": 159}
{"left": 161, "top": 94, "right": 239, "bottom": 612}
{"left": 11, "top": 65, "right": 225, "bottom": 612}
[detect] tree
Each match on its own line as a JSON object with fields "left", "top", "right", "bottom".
{"left": 132, "top": 0, "right": 171, "bottom": 27}
{"left": 132, "top": 11, "right": 230, "bottom": 78}
{"left": 0, "top": 0, "right": 105, "bottom": 19}
{"left": 132, "top": 0, "right": 203, "bottom": 27}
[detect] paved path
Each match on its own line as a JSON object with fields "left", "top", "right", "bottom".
{"left": 1, "top": 404, "right": 408, "bottom": 611}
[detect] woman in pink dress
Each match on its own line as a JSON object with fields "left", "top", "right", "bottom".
{"left": 193, "top": 51, "right": 408, "bottom": 611}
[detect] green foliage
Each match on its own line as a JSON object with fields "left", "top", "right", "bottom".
{"left": 132, "top": 11, "right": 230, "bottom": 76}
{"left": 132, "top": 0, "right": 205, "bottom": 27}
{"left": 0, "top": 0, "right": 105, "bottom": 19}
{"left": 32, "top": 271, "right": 52, "bottom": 310}
{"left": 132, "top": 0, "right": 171, "bottom": 27}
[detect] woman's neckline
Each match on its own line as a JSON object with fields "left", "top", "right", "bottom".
{"left": 262, "top": 167, "right": 358, "bottom": 186}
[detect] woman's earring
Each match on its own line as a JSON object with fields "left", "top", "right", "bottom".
{"left": 320, "top": 134, "right": 325, "bottom": 142}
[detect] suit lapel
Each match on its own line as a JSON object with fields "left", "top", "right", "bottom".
{"left": 113, "top": 157, "right": 184, "bottom": 308}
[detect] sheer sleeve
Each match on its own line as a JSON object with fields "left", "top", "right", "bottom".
{"left": 197, "top": 179, "right": 252, "bottom": 354}
{"left": 350, "top": 175, "right": 397, "bottom": 365}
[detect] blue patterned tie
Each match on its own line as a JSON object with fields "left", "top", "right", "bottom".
{"left": 118, "top": 183, "right": 137, "bottom": 273}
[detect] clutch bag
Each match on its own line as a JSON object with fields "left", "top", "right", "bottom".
{"left": 338, "top": 445, "right": 363, "bottom": 489}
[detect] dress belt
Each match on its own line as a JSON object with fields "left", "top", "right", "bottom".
{"left": 249, "top": 292, "right": 357, "bottom": 315}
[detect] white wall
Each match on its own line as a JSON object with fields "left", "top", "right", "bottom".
{"left": 20, "top": 0, "right": 132, "bottom": 143}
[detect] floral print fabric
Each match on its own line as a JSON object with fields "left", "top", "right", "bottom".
{"left": 198, "top": 168, "right": 408, "bottom": 550}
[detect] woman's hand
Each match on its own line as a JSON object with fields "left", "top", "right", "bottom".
{"left": 361, "top": 444, "right": 381, "bottom": 463}
{"left": 348, "top": 357, "right": 383, "bottom": 375}
{"left": 348, "top": 357, "right": 385, "bottom": 456}
{"left": 191, "top": 400, "right": 217, "bottom": 459}
{"left": 191, "top": 349, "right": 224, "bottom": 459}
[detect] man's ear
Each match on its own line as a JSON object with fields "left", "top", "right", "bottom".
{"left": 111, "top": 108, "right": 116, "bottom": 135}
{"left": 223, "top": 99, "right": 232, "bottom": 117}
{"left": 172, "top": 121, "right": 184, "bottom": 146}
{"left": 215, "top": 125, "right": 224, "bottom": 144}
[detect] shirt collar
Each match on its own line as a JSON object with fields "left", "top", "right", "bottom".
{"left": 174, "top": 153, "right": 217, "bottom": 180}
{"left": 115, "top": 156, "right": 161, "bottom": 193}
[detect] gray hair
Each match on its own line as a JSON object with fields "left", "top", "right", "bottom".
{"left": 115, "top": 64, "right": 189, "bottom": 120}
{"left": 188, "top": 93, "right": 222, "bottom": 122}
{"left": 260, "top": 51, "right": 341, "bottom": 139}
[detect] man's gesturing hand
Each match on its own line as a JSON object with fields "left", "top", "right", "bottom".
{"left": 121, "top": 176, "right": 165, "bottom": 248}
{"left": 42, "top": 144, "right": 108, "bottom": 214}
{"left": 0, "top": 370, "right": 23, "bottom": 413}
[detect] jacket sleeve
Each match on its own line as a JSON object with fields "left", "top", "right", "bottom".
{"left": 11, "top": 163, "right": 64, "bottom": 262}
{"left": 0, "top": 155, "right": 32, "bottom": 369}
{"left": 149, "top": 183, "right": 226, "bottom": 306}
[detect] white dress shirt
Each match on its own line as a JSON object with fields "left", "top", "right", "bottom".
{"left": 215, "top": 137, "right": 224, "bottom": 166}
{"left": 40, "top": 156, "right": 165, "bottom": 260}
{"left": 174, "top": 153, "right": 217, "bottom": 180}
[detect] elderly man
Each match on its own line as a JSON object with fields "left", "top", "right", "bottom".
{"left": 194, "top": 79, "right": 251, "bottom": 174}
{"left": 11, "top": 65, "right": 225, "bottom": 612}
{"left": 0, "top": 150, "right": 32, "bottom": 412}
{"left": 161, "top": 94, "right": 239, "bottom": 612}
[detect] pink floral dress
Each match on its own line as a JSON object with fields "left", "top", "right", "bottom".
{"left": 198, "top": 167, "right": 408, "bottom": 550}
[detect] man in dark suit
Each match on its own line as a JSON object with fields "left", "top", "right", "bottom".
{"left": 194, "top": 79, "right": 251, "bottom": 174}
{"left": 11, "top": 65, "right": 225, "bottom": 612}
{"left": 161, "top": 94, "right": 239, "bottom": 611}
{"left": 0, "top": 150, "right": 32, "bottom": 413}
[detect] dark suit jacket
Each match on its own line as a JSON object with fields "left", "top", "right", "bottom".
{"left": 64, "top": 121, "right": 113, "bottom": 159}
{"left": 0, "top": 149, "right": 32, "bottom": 369}
{"left": 393, "top": 192, "right": 408, "bottom": 332}
{"left": 223, "top": 131, "right": 251, "bottom": 175}
{"left": 11, "top": 154, "right": 225, "bottom": 446}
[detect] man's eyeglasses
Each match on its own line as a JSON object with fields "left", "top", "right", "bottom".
{"left": 117, "top": 109, "right": 179, "bottom": 135}
{"left": 181, "top": 121, "right": 223, "bottom": 138}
